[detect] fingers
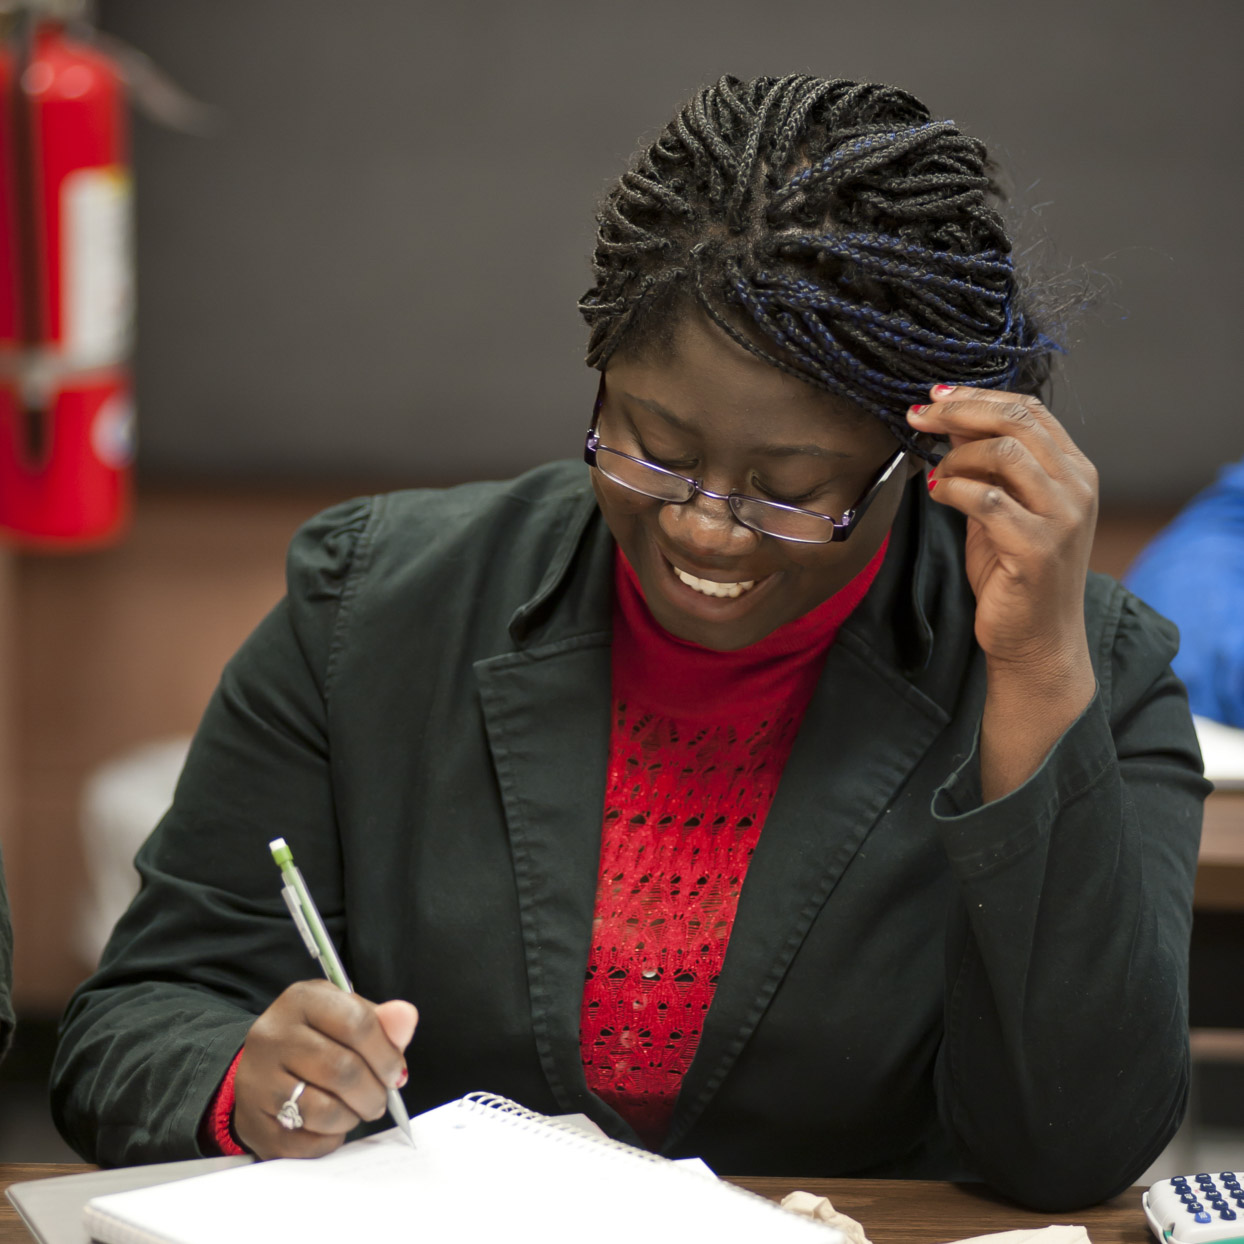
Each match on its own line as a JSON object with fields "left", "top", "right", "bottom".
{"left": 257, "top": 1073, "right": 357, "bottom": 1159}
{"left": 924, "top": 435, "right": 1071, "bottom": 520}
{"left": 904, "top": 385, "right": 1099, "bottom": 671}
{"left": 375, "top": 999, "right": 419, "bottom": 1052}
{"left": 295, "top": 982, "right": 410, "bottom": 1103}
{"left": 908, "top": 385, "right": 1097, "bottom": 527}
{"left": 233, "top": 980, "right": 417, "bottom": 1160}
{"left": 271, "top": 1010, "right": 389, "bottom": 1127}
{"left": 908, "top": 385, "right": 1084, "bottom": 477}
{"left": 924, "top": 449, "right": 1093, "bottom": 539}
{"left": 270, "top": 1072, "right": 362, "bottom": 1136}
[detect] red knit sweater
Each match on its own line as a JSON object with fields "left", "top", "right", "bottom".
{"left": 210, "top": 539, "right": 887, "bottom": 1155}
{"left": 578, "top": 542, "right": 887, "bottom": 1146}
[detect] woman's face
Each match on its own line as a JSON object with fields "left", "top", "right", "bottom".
{"left": 593, "top": 312, "right": 919, "bottom": 651}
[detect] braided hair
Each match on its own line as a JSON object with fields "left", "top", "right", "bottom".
{"left": 579, "top": 74, "right": 1058, "bottom": 459}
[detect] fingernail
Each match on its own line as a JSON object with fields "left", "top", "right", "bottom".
{"left": 931, "top": 384, "right": 956, "bottom": 396}
{"left": 907, "top": 404, "right": 929, "bottom": 417}
{"left": 395, "top": 1066, "right": 408, "bottom": 1088}
{"left": 927, "top": 470, "right": 938, "bottom": 492}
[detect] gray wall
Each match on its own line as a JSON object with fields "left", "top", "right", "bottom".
{"left": 99, "top": 0, "right": 1243, "bottom": 504}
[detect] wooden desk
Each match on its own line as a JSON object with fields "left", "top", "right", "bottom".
{"left": 730, "top": 1178, "right": 1148, "bottom": 1244}
{"left": 0, "top": 1164, "right": 1149, "bottom": 1244}
{"left": 1198, "top": 790, "right": 1244, "bottom": 911}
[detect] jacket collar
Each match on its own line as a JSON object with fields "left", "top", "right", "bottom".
{"left": 506, "top": 482, "right": 610, "bottom": 646}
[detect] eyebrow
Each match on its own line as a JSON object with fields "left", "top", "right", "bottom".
{"left": 623, "top": 390, "right": 856, "bottom": 460}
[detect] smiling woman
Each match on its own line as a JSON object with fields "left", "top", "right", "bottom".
{"left": 52, "top": 75, "right": 1207, "bottom": 1212}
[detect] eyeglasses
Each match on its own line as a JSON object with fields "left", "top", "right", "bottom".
{"left": 583, "top": 382, "right": 909, "bottom": 544}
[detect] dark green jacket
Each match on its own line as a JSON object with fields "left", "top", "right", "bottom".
{"left": 52, "top": 462, "right": 1208, "bottom": 1209}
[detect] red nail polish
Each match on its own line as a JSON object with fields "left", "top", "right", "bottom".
{"left": 908, "top": 404, "right": 929, "bottom": 416}
{"left": 396, "top": 1067, "right": 408, "bottom": 1088}
{"left": 932, "top": 384, "right": 956, "bottom": 395}
{"left": 927, "top": 470, "right": 938, "bottom": 492}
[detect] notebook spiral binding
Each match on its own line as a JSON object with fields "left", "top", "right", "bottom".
{"left": 461, "top": 1092, "right": 825, "bottom": 1231}
{"left": 463, "top": 1092, "right": 674, "bottom": 1166}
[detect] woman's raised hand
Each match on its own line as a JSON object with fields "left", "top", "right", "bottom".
{"left": 907, "top": 386, "right": 1099, "bottom": 801}
{"left": 906, "top": 386, "right": 1098, "bottom": 674}
{"left": 233, "top": 981, "right": 417, "bottom": 1159}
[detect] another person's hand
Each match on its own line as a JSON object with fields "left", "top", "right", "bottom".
{"left": 233, "top": 980, "right": 418, "bottom": 1159}
{"left": 907, "top": 386, "right": 1098, "bottom": 674}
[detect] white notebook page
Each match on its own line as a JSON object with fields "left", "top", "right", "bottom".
{"left": 84, "top": 1094, "right": 842, "bottom": 1244}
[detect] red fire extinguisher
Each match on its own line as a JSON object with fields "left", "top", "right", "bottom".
{"left": 0, "top": 0, "right": 134, "bottom": 550}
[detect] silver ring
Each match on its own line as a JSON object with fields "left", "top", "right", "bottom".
{"left": 276, "top": 1080, "right": 307, "bottom": 1131}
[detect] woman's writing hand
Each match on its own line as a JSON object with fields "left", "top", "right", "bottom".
{"left": 233, "top": 980, "right": 417, "bottom": 1159}
{"left": 907, "top": 387, "right": 1099, "bottom": 799}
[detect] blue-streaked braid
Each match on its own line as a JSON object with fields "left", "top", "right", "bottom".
{"left": 578, "top": 74, "right": 1058, "bottom": 460}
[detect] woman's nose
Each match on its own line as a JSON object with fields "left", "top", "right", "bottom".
{"left": 657, "top": 492, "right": 760, "bottom": 558}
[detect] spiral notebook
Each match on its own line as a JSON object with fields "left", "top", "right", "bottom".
{"left": 82, "top": 1093, "right": 842, "bottom": 1244}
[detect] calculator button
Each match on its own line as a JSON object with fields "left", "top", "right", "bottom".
{"left": 1195, "top": 1212, "right": 1212, "bottom": 1223}
{"left": 1220, "top": 1209, "right": 1238, "bottom": 1221}
{"left": 1224, "top": 1173, "right": 1238, "bottom": 1180}
{"left": 1188, "top": 1202, "right": 1204, "bottom": 1212}
{"left": 1211, "top": 1200, "right": 1228, "bottom": 1211}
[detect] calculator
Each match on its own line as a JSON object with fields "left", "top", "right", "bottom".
{"left": 1144, "top": 1173, "right": 1244, "bottom": 1244}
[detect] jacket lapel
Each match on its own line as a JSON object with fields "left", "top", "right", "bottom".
{"left": 662, "top": 629, "right": 950, "bottom": 1149}
{"left": 475, "top": 634, "right": 613, "bottom": 1116}
{"left": 663, "top": 483, "right": 953, "bottom": 1151}
{"left": 474, "top": 497, "right": 617, "bottom": 1117}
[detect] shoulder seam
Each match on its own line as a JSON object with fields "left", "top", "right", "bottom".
{"left": 323, "top": 496, "right": 381, "bottom": 707}
{"left": 1092, "top": 574, "right": 1126, "bottom": 711}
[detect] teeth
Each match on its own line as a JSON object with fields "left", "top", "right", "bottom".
{"left": 673, "top": 566, "right": 756, "bottom": 598}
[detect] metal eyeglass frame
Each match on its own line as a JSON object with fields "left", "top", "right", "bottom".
{"left": 583, "top": 382, "right": 909, "bottom": 545}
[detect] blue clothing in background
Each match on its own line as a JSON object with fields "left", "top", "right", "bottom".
{"left": 1126, "top": 458, "right": 1244, "bottom": 727}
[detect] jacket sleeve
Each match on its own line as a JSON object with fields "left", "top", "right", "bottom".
{"left": 50, "top": 498, "right": 373, "bottom": 1166}
{"left": 929, "top": 581, "right": 1210, "bottom": 1210}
